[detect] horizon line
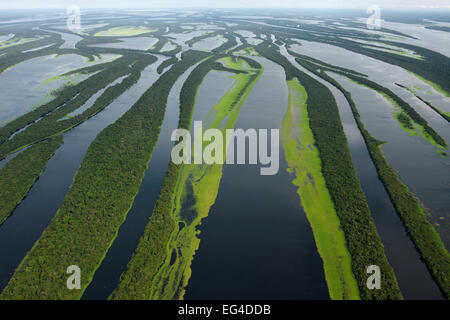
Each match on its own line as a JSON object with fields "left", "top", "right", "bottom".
{"left": 1, "top": 6, "right": 450, "bottom": 10}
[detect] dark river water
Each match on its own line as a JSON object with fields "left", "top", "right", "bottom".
{"left": 82, "top": 59, "right": 203, "bottom": 299}
{"left": 184, "top": 56, "right": 329, "bottom": 299}
{"left": 280, "top": 46, "right": 443, "bottom": 299}
{"left": 288, "top": 41, "right": 450, "bottom": 247}
{"left": 0, "top": 59, "right": 163, "bottom": 292}
{"left": 0, "top": 40, "right": 446, "bottom": 299}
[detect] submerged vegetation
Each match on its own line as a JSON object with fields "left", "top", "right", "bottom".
{"left": 112, "top": 55, "right": 262, "bottom": 299}
{"left": 0, "top": 10, "right": 448, "bottom": 301}
{"left": 254, "top": 42, "right": 403, "bottom": 299}
{"left": 282, "top": 78, "right": 360, "bottom": 300}
{"left": 149, "top": 57, "right": 261, "bottom": 300}
{"left": 0, "top": 51, "right": 209, "bottom": 299}
{"left": 0, "top": 54, "right": 156, "bottom": 158}
{"left": 395, "top": 83, "right": 450, "bottom": 123}
{"left": 0, "top": 136, "right": 62, "bottom": 226}
{"left": 289, "top": 51, "right": 447, "bottom": 149}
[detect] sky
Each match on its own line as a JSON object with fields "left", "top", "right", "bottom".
{"left": 0, "top": 0, "right": 449, "bottom": 9}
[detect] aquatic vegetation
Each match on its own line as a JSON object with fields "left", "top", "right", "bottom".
{"left": 292, "top": 54, "right": 447, "bottom": 149}
{"left": 0, "top": 54, "right": 156, "bottom": 158}
{"left": 309, "top": 66, "right": 450, "bottom": 299}
{"left": 94, "top": 26, "right": 156, "bottom": 37}
{"left": 149, "top": 57, "right": 261, "bottom": 300}
{"left": 281, "top": 78, "right": 360, "bottom": 300}
{"left": 0, "top": 12, "right": 448, "bottom": 301}
{"left": 0, "top": 36, "right": 40, "bottom": 49}
{"left": 157, "top": 57, "right": 178, "bottom": 74}
{"left": 410, "top": 72, "right": 450, "bottom": 98}
{"left": 351, "top": 80, "right": 447, "bottom": 150}
{"left": 0, "top": 51, "right": 209, "bottom": 299}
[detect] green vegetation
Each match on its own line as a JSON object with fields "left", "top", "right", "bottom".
{"left": 0, "top": 50, "right": 209, "bottom": 300}
{"left": 0, "top": 136, "right": 62, "bottom": 226}
{"left": 310, "top": 68, "right": 450, "bottom": 299}
{"left": 0, "top": 15, "right": 448, "bottom": 301}
{"left": 0, "top": 36, "right": 40, "bottom": 49}
{"left": 410, "top": 72, "right": 450, "bottom": 98}
{"left": 414, "top": 96, "right": 450, "bottom": 123}
{"left": 185, "top": 32, "right": 216, "bottom": 47}
{"left": 290, "top": 51, "right": 450, "bottom": 297}
{"left": 425, "top": 25, "right": 450, "bottom": 33}
{"left": 361, "top": 43, "right": 424, "bottom": 61}
{"left": 282, "top": 78, "right": 360, "bottom": 300}
{"left": 212, "top": 33, "right": 237, "bottom": 53}
{"left": 261, "top": 20, "right": 450, "bottom": 94}
{"left": 286, "top": 50, "right": 367, "bottom": 77}
{"left": 291, "top": 52, "right": 446, "bottom": 149}
{"left": 396, "top": 83, "right": 450, "bottom": 122}
{"left": 346, "top": 41, "right": 450, "bottom": 95}
{"left": 149, "top": 57, "right": 261, "bottom": 300}
{"left": 255, "top": 42, "right": 403, "bottom": 299}
{"left": 111, "top": 55, "right": 260, "bottom": 300}
{"left": 347, "top": 78, "right": 447, "bottom": 150}
{"left": 94, "top": 26, "right": 156, "bottom": 37}
{"left": 212, "top": 61, "right": 248, "bottom": 74}
{"left": 395, "top": 111, "right": 414, "bottom": 130}
{"left": 157, "top": 57, "right": 178, "bottom": 74}
{"left": 0, "top": 54, "right": 156, "bottom": 158}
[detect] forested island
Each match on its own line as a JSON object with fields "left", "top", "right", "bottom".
{"left": 0, "top": 8, "right": 448, "bottom": 301}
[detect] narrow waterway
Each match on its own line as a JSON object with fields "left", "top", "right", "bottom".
{"left": 0, "top": 58, "right": 162, "bottom": 292}
{"left": 332, "top": 73, "right": 450, "bottom": 248}
{"left": 185, "top": 56, "right": 329, "bottom": 299}
{"left": 40, "top": 28, "right": 83, "bottom": 49}
{"left": 280, "top": 46, "right": 443, "bottom": 299}
{"left": 81, "top": 59, "right": 203, "bottom": 299}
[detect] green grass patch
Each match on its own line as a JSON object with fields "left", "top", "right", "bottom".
{"left": 282, "top": 78, "right": 360, "bottom": 300}
{"left": 395, "top": 83, "right": 450, "bottom": 124}
{"left": 0, "top": 37, "right": 38, "bottom": 49}
{"left": 347, "top": 78, "right": 447, "bottom": 155}
{"left": 0, "top": 136, "right": 62, "bottom": 226}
